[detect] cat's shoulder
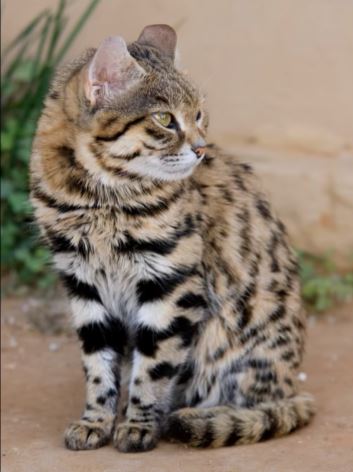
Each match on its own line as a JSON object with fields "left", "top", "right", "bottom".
{"left": 194, "top": 143, "right": 258, "bottom": 190}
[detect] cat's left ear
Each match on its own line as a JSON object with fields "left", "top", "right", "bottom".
{"left": 84, "top": 36, "right": 145, "bottom": 107}
{"left": 137, "top": 24, "right": 177, "bottom": 61}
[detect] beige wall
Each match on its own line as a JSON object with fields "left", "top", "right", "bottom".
{"left": 3, "top": 0, "right": 353, "bottom": 153}
{"left": 3, "top": 0, "right": 353, "bottom": 264}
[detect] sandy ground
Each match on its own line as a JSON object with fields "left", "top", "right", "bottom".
{"left": 1, "top": 298, "right": 353, "bottom": 472}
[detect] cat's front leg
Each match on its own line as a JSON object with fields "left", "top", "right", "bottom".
{"left": 114, "top": 301, "right": 199, "bottom": 453}
{"left": 63, "top": 275, "right": 127, "bottom": 450}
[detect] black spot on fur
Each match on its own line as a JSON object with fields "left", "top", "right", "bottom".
{"left": 248, "top": 358, "right": 272, "bottom": 370}
{"left": 281, "top": 350, "right": 295, "bottom": 362}
{"left": 106, "top": 388, "right": 116, "bottom": 398}
{"left": 269, "top": 305, "right": 286, "bottom": 323}
{"left": 233, "top": 173, "right": 247, "bottom": 191}
{"left": 177, "top": 292, "right": 207, "bottom": 310}
{"left": 93, "top": 377, "right": 101, "bottom": 384}
{"left": 131, "top": 396, "right": 141, "bottom": 405}
{"left": 256, "top": 198, "right": 272, "bottom": 220}
{"left": 96, "top": 396, "right": 106, "bottom": 406}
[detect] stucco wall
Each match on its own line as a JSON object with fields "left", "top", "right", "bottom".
{"left": 3, "top": 0, "right": 353, "bottom": 265}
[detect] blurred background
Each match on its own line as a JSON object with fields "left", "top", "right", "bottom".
{"left": 2, "top": 3, "right": 353, "bottom": 471}
{"left": 1, "top": 0, "right": 353, "bottom": 310}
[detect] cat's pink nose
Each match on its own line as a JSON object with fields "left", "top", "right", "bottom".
{"left": 193, "top": 146, "right": 207, "bottom": 158}
{"left": 192, "top": 138, "right": 206, "bottom": 158}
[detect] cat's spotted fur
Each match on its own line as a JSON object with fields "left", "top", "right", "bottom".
{"left": 30, "top": 25, "right": 315, "bottom": 452}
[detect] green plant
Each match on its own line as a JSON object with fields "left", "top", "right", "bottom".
{"left": 298, "top": 250, "right": 353, "bottom": 312}
{"left": 1, "top": 0, "right": 100, "bottom": 291}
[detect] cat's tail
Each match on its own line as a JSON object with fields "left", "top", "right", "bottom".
{"left": 165, "top": 392, "right": 315, "bottom": 448}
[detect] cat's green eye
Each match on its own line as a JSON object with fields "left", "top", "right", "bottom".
{"left": 152, "top": 112, "right": 173, "bottom": 128}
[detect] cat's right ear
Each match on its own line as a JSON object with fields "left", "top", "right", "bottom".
{"left": 84, "top": 36, "right": 145, "bottom": 107}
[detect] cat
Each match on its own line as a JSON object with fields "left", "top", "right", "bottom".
{"left": 30, "top": 24, "right": 315, "bottom": 453}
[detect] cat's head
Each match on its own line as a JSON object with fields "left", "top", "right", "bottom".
{"left": 55, "top": 25, "right": 208, "bottom": 182}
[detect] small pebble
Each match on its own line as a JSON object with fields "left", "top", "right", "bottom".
{"left": 48, "top": 341, "right": 60, "bottom": 352}
{"left": 298, "top": 372, "right": 307, "bottom": 382}
{"left": 9, "top": 336, "right": 18, "bottom": 348}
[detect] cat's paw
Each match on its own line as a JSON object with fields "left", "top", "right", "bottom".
{"left": 113, "top": 422, "right": 158, "bottom": 453}
{"left": 64, "top": 419, "right": 112, "bottom": 450}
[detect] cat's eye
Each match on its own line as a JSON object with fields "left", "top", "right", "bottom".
{"left": 196, "top": 111, "right": 202, "bottom": 121}
{"left": 152, "top": 112, "right": 173, "bottom": 128}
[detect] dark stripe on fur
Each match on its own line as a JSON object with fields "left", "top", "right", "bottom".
{"left": 136, "top": 316, "right": 196, "bottom": 357}
{"left": 148, "top": 362, "right": 179, "bottom": 380}
{"left": 47, "top": 231, "right": 75, "bottom": 253}
{"left": 32, "top": 188, "right": 88, "bottom": 212}
{"left": 116, "top": 215, "right": 195, "bottom": 255}
{"left": 61, "top": 273, "right": 102, "bottom": 304}
{"left": 144, "top": 127, "right": 167, "bottom": 140}
{"left": 137, "top": 265, "right": 198, "bottom": 304}
{"left": 256, "top": 198, "right": 272, "bottom": 220}
{"left": 236, "top": 282, "right": 256, "bottom": 329}
{"left": 223, "top": 419, "right": 242, "bottom": 446}
{"left": 77, "top": 318, "right": 127, "bottom": 355}
{"left": 56, "top": 145, "right": 76, "bottom": 166}
{"left": 259, "top": 409, "right": 279, "bottom": 441}
{"left": 121, "top": 189, "right": 182, "bottom": 218}
{"left": 110, "top": 151, "right": 141, "bottom": 161}
{"left": 198, "top": 421, "right": 215, "bottom": 448}
{"left": 95, "top": 116, "right": 145, "bottom": 141}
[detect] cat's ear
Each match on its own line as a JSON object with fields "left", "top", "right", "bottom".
{"left": 137, "top": 24, "right": 177, "bottom": 61}
{"left": 84, "top": 36, "right": 145, "bottom": 107}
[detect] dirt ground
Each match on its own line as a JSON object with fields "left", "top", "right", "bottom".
{"left": 1, "top": 298, "right": 353, "bottom": 472}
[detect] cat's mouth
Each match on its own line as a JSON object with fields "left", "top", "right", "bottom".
{"left": 161, "top": 152, "right": 203, "bottom": 174}
{"left": 123, "top": 150, "right": 202, "bottom": 181}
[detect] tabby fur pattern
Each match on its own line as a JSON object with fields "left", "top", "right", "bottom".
{"left": 30, "top": 25, "right": 315, "bottom": 452}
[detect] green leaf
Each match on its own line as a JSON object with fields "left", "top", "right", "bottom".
{"left": 0, "top": 179, "right": 13, "bottom": 198}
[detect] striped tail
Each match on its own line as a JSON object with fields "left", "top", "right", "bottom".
{"left": 165, "top": 393, "right": 315, "bottom": 448}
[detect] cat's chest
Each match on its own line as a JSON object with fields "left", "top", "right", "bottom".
{"left": 53, "top": 209, "right": 195, "bottom": 316}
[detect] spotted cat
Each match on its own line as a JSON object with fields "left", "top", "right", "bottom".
{"left": 30, "top": 24, "right": 315, "bottom": 452}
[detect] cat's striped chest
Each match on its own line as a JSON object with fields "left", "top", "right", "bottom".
{"left": 51, "top": 207, "right": 201, "bottom": 320}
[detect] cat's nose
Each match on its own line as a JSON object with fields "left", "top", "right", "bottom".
{"left": 192, "top": 138, "right": 206, "bottom": 159}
